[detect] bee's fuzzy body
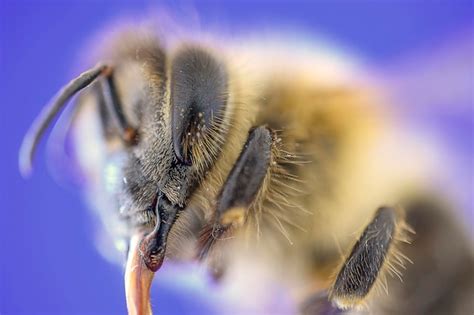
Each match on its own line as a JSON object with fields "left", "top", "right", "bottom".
{"left": 25, "top": 22, "right": 473, "bottom": 314}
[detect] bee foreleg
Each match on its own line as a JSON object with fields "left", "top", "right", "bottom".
{"left": 197, "top": 126, "right": 274, "bottom": 264}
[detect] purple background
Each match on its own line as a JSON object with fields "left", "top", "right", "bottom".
{"left": 1, "top": 1, "right": 472, "bottom": 314}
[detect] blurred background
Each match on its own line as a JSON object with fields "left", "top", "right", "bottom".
{"left": 0, "top": 1, "right": 472, "bottom": 314}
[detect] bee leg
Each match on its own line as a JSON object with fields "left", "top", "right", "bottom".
{"left": 197, "top": 126, "right": 274, "bottom": 270}
{"left": 99, "top": 67, "right": 138, "bottom": 145}
{"left": 328, "top": 206, "right": 408, "bottom": 310}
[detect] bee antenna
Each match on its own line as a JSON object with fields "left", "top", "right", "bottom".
{"left": 19, "top": 63, "right": 108, "bottom": 177}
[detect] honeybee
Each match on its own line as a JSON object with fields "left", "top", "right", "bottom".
{"left": 20, "top": 21, "right": 473, "bottom": 315}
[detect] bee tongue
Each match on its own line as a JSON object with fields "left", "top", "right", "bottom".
{"left": 125, "top": 234, "right": 155, "bottom": 315}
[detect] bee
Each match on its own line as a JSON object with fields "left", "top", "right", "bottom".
{"left": 20, "top": 22, "right": 473, "bottom": 315}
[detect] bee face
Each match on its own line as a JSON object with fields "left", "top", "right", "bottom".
{"left": 97, "top": 44, "right": 237, "bottom": 267}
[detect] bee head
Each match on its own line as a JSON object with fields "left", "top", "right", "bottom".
{"left": 19, "top": 39, "right": 237, "bottom": 313}
{"left": 107, "top": 45, "right": 233, "bottom": 270}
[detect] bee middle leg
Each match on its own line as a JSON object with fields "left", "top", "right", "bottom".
{"left": 197, "top": 126, "right": 274, "bottom": 275}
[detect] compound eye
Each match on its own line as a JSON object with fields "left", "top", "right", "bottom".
{"left": 170, "top": 46, "right": 229, "bottom": 166}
